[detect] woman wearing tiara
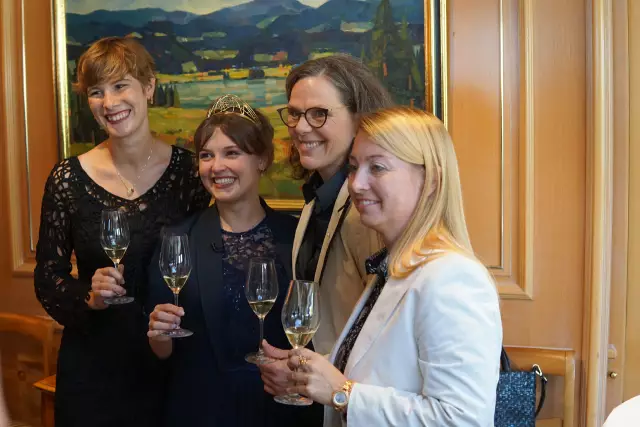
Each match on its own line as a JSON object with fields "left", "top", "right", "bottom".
{"left": 146, "top": 95, "right": 321, "bottom": 426}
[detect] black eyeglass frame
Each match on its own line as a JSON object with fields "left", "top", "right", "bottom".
{"left": 276, "top": 106, "right": 335, "bottom": 129}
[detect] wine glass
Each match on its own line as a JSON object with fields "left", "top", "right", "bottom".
{"left": 274, "top": 279, "right": 321, "bottom": 406}
{"left": 158, "top": 233, "right": 193, "bottom": 338}
{"left": 100, "top": 208, "right": 133, "bottom": 305}
{"left": 244, "top": 257, "right": 279, "bottom": 365}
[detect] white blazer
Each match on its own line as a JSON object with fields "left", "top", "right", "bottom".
{"left": 325, "top": 252, "right": 503, "bottom": 427}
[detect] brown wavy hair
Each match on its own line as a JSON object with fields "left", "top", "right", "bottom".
{"left": 73, "top": 36, "right": 156, "bottom": 94}
{"left": 285, "top": 55, "right": 394, "bottom": 180}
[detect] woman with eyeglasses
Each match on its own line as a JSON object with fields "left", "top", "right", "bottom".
{"left": 259, "top": 55, "right": 394, "bottom": 399}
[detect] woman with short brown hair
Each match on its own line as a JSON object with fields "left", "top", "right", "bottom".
{"left": 34, "top": 36, "right": 210, "bottom": 426}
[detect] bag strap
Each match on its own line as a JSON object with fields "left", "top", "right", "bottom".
{"left": 499, "top": 347, "right": 511, "bottom": 371}
{"left": 532, "top": 364, "right": 548, "bottom": 417}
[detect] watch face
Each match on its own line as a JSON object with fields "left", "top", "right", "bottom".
{"left": 333, "top": 391, "right": 348, "bottom": 407}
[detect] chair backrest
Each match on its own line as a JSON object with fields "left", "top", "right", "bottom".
{"left": 504, "top": 346, "right": 576, "bottom": 427}
{"left": 0, "top": 313, "right": 61, "bottom": 426}
{"left": 0, "top": 313, "right": 57, "bottom": 377}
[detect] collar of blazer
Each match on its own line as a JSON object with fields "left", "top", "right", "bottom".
{"left": 292, "top": 181, "right": 351, "bottom": 281}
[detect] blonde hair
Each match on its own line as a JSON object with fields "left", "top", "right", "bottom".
{"left": 73, "top": 36, "right": 156, "bottom": 94}
{"left": 359, "top": 107, "right": 474, "bottom": 278}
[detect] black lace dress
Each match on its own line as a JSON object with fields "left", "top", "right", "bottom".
{"left": 34, "top": 146, "right": 210, "bottom": 427}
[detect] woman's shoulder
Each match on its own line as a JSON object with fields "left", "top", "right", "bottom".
{"left": 265, "top": 208, "right": 298, "bottom": 242}
{"left": 47, "top": 157, "right": 79, "bottom": 178}
{"left": 172, "top": 145, "right": 197, "bottom": 163}
{"left": 411, "top": 251, "right": 493, "bottom": 287}
{"left": 162, "top": 207, "right": 209, "bottom": 235}
{"left": 43, "top": 157, "right": 85, "bottom": 192}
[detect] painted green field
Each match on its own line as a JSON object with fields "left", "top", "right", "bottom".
{"left": 68, "top": 105, "right": 302, "bottom": 200}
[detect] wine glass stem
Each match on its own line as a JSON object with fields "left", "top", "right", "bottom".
{"left": 258, "top": 317, "right": 265, "bottom": 355}
{"left": 174, "top": 293, "right": 179, "bottom": 307}
{"left": 113, "top": 260, "right": 119, "bottom": 270}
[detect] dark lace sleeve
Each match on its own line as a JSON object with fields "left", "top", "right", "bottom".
{"left": 34, "top": 162, "right": 89, "bottom": 328}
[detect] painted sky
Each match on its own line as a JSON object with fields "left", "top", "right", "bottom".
{"left": 66, "top": 0, "right": 329, "bottom": 15}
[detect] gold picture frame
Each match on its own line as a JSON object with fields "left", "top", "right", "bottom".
{"left": 52, "top": 0, "right": 447, "bottom": 212}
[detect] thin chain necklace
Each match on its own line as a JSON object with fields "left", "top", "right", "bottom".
{"left": 110, "top": 140, "right": 154, "bottom": 198}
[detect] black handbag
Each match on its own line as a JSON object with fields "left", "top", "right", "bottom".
{"left": 494, "top": 348, "right": 548, "bottom": 427}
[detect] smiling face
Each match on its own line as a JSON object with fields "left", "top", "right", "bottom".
{"left": 348, "top": 132, "right": 426, "bottom": 247}
{"left": 198, "top": 128, "right": 265, "bottom": 204}
{"left": 287, "top": 76, "right": 357, "bottom": 180}
{"left": 87, "top": 74, "right": 154, "bottom": 140}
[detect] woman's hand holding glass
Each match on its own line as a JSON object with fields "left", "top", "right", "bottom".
{"left": 286, "top": 348, "right": 348, "bottom": 406}
{"left": 88, "top": 265, "right": 126, "bottom": 310}
{"left": 148, "top": 304, "right": 185, "bottom": 342}
{"left": 274, "top": 279, "right": 321, "bottom": 406}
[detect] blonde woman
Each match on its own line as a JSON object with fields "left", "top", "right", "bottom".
{"left": 283, "top": 107, "right": 502, "bottom": 426}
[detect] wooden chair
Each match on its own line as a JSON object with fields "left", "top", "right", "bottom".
{"left": 504, "top": 346, "right": 576, "bottom": 427}
{"left": 0, "top": 313, "right": 59, "bottom": 427}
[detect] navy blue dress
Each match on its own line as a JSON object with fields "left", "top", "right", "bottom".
{"left": 147, "top": 203, "right": 322, "bottom": 427}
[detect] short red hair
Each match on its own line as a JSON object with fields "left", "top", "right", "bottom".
{"left": 73, "top": 36, "right": 156, "bottom": 94}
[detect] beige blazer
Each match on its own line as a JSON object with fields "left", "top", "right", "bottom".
{"left": 292, "top": 181, "right": 382, "bottom": 355}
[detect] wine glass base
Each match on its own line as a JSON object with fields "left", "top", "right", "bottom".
{"left": 274, "top": 394, "right": 313, "bottom": 406}
{"left": 245, "top": 352, "right": 276, "bottom": 365}
{"left": 104, "top": 296, "right": 134, "bottom": 305}
{"left": 161, "top": 328, "right": 193, "bottom": 338}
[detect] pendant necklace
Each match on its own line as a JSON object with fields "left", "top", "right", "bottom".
{"left": 111, "top": 141, "right": 154, "bottom": 198}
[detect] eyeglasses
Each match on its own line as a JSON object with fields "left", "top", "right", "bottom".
{"left": 277, "top": 106, "right": 338, "bottom": 129}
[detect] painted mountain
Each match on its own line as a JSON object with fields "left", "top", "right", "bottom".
{"left": 62, "top": 0, "right": 426, "bottom": 201}
{"left": 65, "top": 0, "right": 424, "bottom": 80}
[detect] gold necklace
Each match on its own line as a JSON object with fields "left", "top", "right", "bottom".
{"left": 111, "top": 141, "right": 154, "bottom": 197}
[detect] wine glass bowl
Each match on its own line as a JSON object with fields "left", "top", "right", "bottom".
{"left": 159, "top": 233, "right": 193, "bottom": 338}
{"left": 244, "top": 257, "right": 279, "bottom": 365}
{"left": 275, "top": 279, "right": 321, "bottom": 406}
{"left": 100, "top": 208, "right": 133, "bottom": 305}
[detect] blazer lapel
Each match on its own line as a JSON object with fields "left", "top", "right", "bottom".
{"left": 328, "top": 274, "right": 378, "bottom": 364}
{"left": 343, "top": 275, "right": 412, "bottom": 375}
{"left": 292, "top": 199, "right": 314, "bottom": 280}
{"left": 313, "top": 182, "right": 351, "bottom": 283}
{"left": 192, "top": 205, "right": 226, "bottom": 366}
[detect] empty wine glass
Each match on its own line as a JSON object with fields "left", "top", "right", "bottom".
{"left": 158, "top": 233, "right": 193, "bottom": 338}
{"left": 275, "top": 279, "right": 321, "bottom": 406}
{"left": 100, "top": 208, "right": 133, "bottom": 305}
{"left": 244, "top": 257, "right": 279, "bottom": 365}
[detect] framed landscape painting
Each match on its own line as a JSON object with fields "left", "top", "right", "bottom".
{"left": 54, "top": 0, "right": 444, "bottom": 210}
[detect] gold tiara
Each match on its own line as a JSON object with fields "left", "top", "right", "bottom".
{"left": 206, "top": 94, "right": 259, "bottom": 125}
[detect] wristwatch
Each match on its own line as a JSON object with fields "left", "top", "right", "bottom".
{"left": 331, "top": 380, "right": 355, "bottom": 413}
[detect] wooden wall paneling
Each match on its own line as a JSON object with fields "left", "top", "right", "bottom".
{"left": 605, "top": 0, "right": 630, "bottom": 416}
{"left": 622, "top": 0, "right": 640, "bottom": 404}
{"left": 448, "top": 0, "right": 586, "bottom": 421}
{"left": 1, "top": 0, "right": 58, "bottom": 315}
{"left": 583, "top": 0, "right": 614, "bottom": 425}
